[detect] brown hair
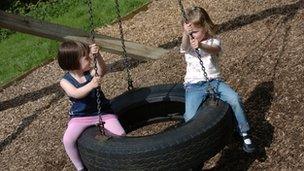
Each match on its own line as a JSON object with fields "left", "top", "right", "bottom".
{"left": 57, "top": 41, "right": 89, "bottom": 70}
{"left": 182, "top": 6, "right": 218, "bottom": 36}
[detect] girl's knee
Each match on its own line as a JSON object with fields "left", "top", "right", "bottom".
{"left": 227, "top": 93, "right": 242, "bottom": 106}
{"left": 113, "top": 125, "right": 126, "bottom": 136}
{"left": 218, "top": 87, "right": 243, "bottom": 107}
{"left": 104, "top": 118, "right": 126, "bottom": 136}
{"left": 116, "top": 129, "right": 126, "bottom": 136}
{"left": 106, "top": 127, "right": 126, "bottom": 137}
{"left": 62, "top": 134, "right": 76, "bottom": 146}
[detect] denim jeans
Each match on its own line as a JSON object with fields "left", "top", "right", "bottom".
{"left": 184, "top": 79, "right": 250, "bottom": 133}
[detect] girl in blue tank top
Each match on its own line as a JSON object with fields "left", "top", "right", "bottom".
{"left": 57, "top": 41, "right": 125, "bottom": 171}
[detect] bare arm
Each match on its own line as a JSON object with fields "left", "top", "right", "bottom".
{"left": 89, "top": 44, "right": 107, "bottom": 77}
{"left": 60, "top": 77, "right": 99, "bottom": 99}
{"left": 93, "top": 52, "right": 107, "bottom": 77}
{"left": 198, "top": 42, "right": 221, "bottom": 55}
{"left": 181, "top": 32, "right": 221, "bottom": 55}
{"left": 181, "top": 31, "right": 190, "bottom": 53}
{"left": 189, "top": 36, "right": 221, "bottom": 55}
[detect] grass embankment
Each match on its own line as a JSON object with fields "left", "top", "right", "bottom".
{"left": 0, "top": 0, "right": 149, "bottom": 87}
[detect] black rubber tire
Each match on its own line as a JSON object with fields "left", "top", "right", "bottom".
{"left": 78, "top": 84, "right": 234, "bottom": 171}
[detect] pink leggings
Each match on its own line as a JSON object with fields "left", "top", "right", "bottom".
{"left": 62, "top": 114, "right": 125, "bottom": 170}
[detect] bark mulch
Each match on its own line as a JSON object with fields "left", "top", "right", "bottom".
{"left": 0, "top": 0, "right": 303, "bottom": 170}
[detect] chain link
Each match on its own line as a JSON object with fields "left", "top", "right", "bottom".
{"left": 177, "top": 0, "right": 216, "bottom": 96}
{"left": 114, "top": 0, "right": 134, "bottom": 91}
{"left": 178, "top": 0, "right": 187, "bottom": 22}
{"left": 87, "top": 0, "right": 106, "bottom": 135}
{"left": 87, "top": 0, "right": 95, "bottom": 42}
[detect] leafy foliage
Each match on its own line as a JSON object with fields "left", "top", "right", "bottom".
{"left": 0, "top": 0, "right": 82, "bottom": 41}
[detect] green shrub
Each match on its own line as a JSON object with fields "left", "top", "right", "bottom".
{"left": 0, "top": 0, "right": 82, "bottom": 41}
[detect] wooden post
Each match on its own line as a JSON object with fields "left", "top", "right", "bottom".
{"left": 0, "top": 10, "right": 168, "bottom": 60}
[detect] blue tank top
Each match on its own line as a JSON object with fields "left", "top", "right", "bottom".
{"left": 63, "top": 71, "right": 112, "bottom": 117}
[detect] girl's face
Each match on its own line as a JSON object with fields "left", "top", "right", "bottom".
{"left": 187, "top": 22, "right": 208, "bottom": 41}
{"left": 79, "top": 55, "right": 91, "bottom": 71}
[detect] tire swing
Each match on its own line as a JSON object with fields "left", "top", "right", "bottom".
{"left": 77, "top": 0, "right": 235, "bottom": 170}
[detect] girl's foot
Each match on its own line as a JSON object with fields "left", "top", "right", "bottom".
{"left": 241, "top": 132, "right": 255, "bottom": 153}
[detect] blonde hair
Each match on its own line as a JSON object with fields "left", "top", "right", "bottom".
{"left": 182, "top": 6, "right": 218, "bottom": 36}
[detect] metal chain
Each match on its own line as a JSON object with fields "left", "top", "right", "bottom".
{"left": 87, "top": 0, "right": 95, "bottom": 41}
{"left": 87, "top": 0, "right": 106, "bottom": 135}
{"left": 178, "top": 0, "right": 187, "bottom": 22}
{"left": 177, "top": 0, "right": 216, "bottom": 96}
{"left": 114, "top": 0, "right": 134, "bottom": 91}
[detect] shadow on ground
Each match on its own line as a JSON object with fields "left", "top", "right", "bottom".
{"left": 205, "top": 81, "right": 275, "bottom": 170}
{"left": 160, "top": 0, "right": 303, "bottom": 49}
{"left": 0, "top": 88, "right": 64, "bottom": 152}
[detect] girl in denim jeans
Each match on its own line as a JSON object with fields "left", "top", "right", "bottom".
{"left": 180, "top": 6, "right": 255, "bottom": 153}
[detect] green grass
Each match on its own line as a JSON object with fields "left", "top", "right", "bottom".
{"left": 0, "top": 0, "right": 149, "bottom": 87}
